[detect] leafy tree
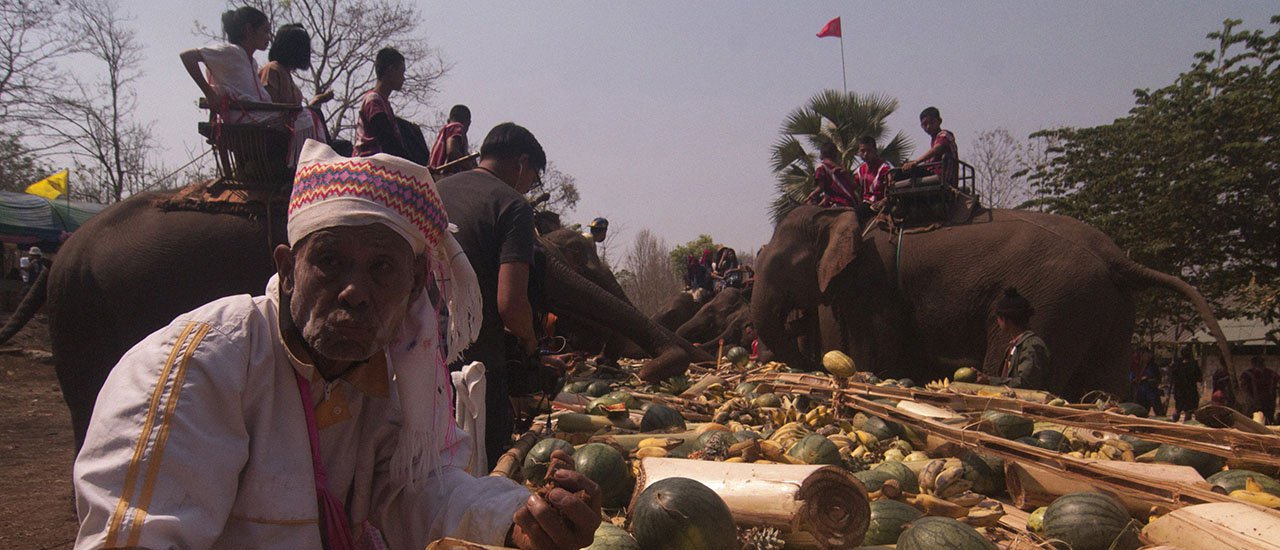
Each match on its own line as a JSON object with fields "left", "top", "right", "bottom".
{"left": 669, "top": 234, "right": 720, "bottom": 277}
{"left": 1026, "top": 16, "right": 1280, "bottom": 335}
{"left": 0, "top": 129, "right": 50, "bottom": 192}
{"left": 526, "top": 162, "right": 580, "bottom": 216}
{"left": 769, "top": 89, "right": 912, "bottom": 222}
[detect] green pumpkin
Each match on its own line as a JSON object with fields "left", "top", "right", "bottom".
{"left": 566, "top": 380, "right": 591, "bottom": 394}
{"left": 639, "top": 403, "right": 687, "bottom": 432}
{"left": 1206, "top": 469, "right": 1280, "bottom": 497}
{"left": 1026, "top": 506, "right": 1048, "bottom": 533}
{"left": 1115, "top": 402, "right": 1149, "bottom": 418}
{"left": 604, "top": 390, "right": 641, "bottom": 409}
{"left": 1120, "top": 435, "right": 1159, "bottom": 456}
{"left": 521, "top": 438, "right": 574, "bottom": 486}
{"left": 1043, "top": 492, "right": 1139, "bottom": 550}
{"left": 724, "top": 346, "right": 750, "bottom": 367}
{"left": 863, "top": 499, "right": 924, "bottom": 545}
{"left": 752, "top": 392, "right": 782, "bottom": 408}
{"left": 1033, "top": 429, "right": 1071, "bottom": 452}
{"left": 734, "top": 381, "right": 759, "bottom": 397}
{"left": 979, "top": 410, "right": 1034, "bottom": 440}
{"left": 1153, "top": 444, "right": 1226, "bottom": 478}
{"left": 585, "top": 380, "right": 612, "bottom": 397}
{"left": 574, "top": 443, "right": 631, "bottom": 508}
{"left": 630, "top": 478, "right": 738, "bottom": 550}
{"left": 695, "top": 430, "right": 737, "bottom": 452}
{"left": 953, "top": 367, "right": 979, "bottom": 383}
{"left": 586, "top": 522, "right": 640, "bottom": 550}
{"left": 961, "top": 452, "right": 1005, "bottom": 496}
{"left": 787, "top": 434, "right": 841, "bottom": 465}
{"left": 873, "top": 460, "right": 920, "bottom": 493}
{"left": 862, "top": 416, "right": 902, "bottom": 441}
{"left": 853, "top": 469, "right": 897, "bottom": 493}
{"left": 897, "top": 516, "right": 996, "bottom": 550}
{"left": 586, "top": 395, "right": 630, "bottom": 419}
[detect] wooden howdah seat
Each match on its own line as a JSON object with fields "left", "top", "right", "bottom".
{"left": 885, "top": 159, "right": 977, "bottom": 227}
{"left": 197, "top": 98, "right": 299, "bottom": 194}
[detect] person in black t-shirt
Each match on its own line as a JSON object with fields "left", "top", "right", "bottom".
{"left": 437, "top": 122, "right": 546, "bottom": 467}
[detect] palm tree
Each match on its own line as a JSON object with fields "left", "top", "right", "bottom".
{"left": 769, "top": 90, "right": 912, "bottom": 223}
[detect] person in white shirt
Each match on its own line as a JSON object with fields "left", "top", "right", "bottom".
{"left": 73, "top": 140, "right": 601, "bottom": 549}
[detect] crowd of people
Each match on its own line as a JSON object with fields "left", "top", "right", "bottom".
{"left": 804, "top": 106, "right": 960, "bottom": 221}
{"left": 1131, "top": 346, "right": 1278, "bottom": 423}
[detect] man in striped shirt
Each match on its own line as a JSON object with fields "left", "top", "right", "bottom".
{"left": 852, "top": 135, "right": 893, "bottom": 222}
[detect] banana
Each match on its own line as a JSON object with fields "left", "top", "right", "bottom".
{"left": 904, "top": 451, "right": 931, "bottom": 462}
{"left": 908, "top": 493, "right": 970, "bottom": 519}
{"left": 946, "top": 491, "right": 984, "bottom": 507}
{"left": 1230, "top": 477, "right": 1280, "bottom": 509}
{"left": 759, "top": 439, "right": 787, "bottom": 462}
{"left": 724, "top": 456, "right": 747, "bottom": 463}
{"left": 961, "top": 499, "right": 1006, "bottom": 528}
{"left": 920, "top": 459, "right": 947, "bottom": 494}
{"left": 853, "top": 430, "right": 879, "bottom": 448}
{"left": 933, "top": 466, "right": 974, "bottom": 498}
{"left": 638, "top": 437, "right": 683, "bottom": 450}
{"left": 850, "top": 445, "right": 868, "bottom": 459}
{"left": 883, "top": 448, "right": 907, "bottom": 463}
{"left": 635, "top": 447, "right": 668, "bottom": 459}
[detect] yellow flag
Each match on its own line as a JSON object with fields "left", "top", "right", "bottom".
{"left": 25, "top": 170, "right": 68, "bottom": 200}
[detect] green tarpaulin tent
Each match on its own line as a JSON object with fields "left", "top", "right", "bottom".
{"left": 0, "top": 191, "right": 107, "bottom": 247}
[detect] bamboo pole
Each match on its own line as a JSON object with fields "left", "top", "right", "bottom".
{"left": 1005, "top": 460, "right": 1206, "bottom": 516}
{"left": 746, "top": 374, "right": 1280, "bottom": 467}
{"left": 489, "top": 431, "right": 540, "bottom": 481}
{"left": 634, "top": 457, "right": 869, "bottom": 549}
{"left": 425, "top": 538, "right": 515, "bottom": 550}
{"left": 1141, "top": 502, "right": 1280, "bottom": 549}
{"left": 841, "top": 393, "right": 1278, "bottom": 515}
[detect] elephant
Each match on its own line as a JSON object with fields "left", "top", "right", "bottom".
{"left": 751, "top": 206, "right": 1233, "bottom": 400}
{"left": 0, "top": 186, "right": 705, "bottom": 451}
{"left": 651, "top": 290, "right": 706, "bottom": 332}
{"left": 676, "top": 287, "right": 755, "bottom": 352}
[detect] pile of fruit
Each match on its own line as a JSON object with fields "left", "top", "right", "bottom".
{"left": 509, "top": 350, "right": 1280, "bottom": 549}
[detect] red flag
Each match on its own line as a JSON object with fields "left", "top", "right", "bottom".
{"left": 817, "top": 16, "right": 841, "bottom": 38}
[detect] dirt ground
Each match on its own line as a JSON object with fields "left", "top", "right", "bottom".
{"left": 0, "top": 314, "right": 78, "bottom": 549}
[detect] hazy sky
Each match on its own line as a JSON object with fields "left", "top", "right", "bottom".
{"left": 114, "top": 1, "right": 1276, "bottom": 258}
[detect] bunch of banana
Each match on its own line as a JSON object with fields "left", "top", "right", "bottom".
{"left": 883, "top": 448, "right": 907, "bottom": 463}
{"left": 919, "top": 459, "right": 974, "bottom": 498}
{"left": 925, "top": 378, "right": 951, "bottom": 391}
{"left": 712, "top": 397, "right": 748, "bottom": 424}
{"left": 1089, "top": 438, "right": 1135, "bottom": 461}
{"left": 907, "top": 493, "right": 970, "bottom": 519}
{"left": 801, "top": 405, "right": 833, "bottom": 428}
{"left": 849, "top": 429, "right": 879, "bottom": 448}
{"left": 1230, "top": 477, "right": 1280, "bottom": 508}
{"left": 828, "top": 433, "right": 857, "bottom": 455}
{"left": 767, "top": 421, "right": 811, "bottom": 449}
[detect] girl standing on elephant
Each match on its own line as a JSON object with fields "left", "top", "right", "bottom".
{"left": 179, "top": 7, "right": 322, "bottom": 165}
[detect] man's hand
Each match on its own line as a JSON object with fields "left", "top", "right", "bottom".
{"left": 510, "top": 450, "right": 602, "bottom": 549}
{"left": 902, "top": 160, "right": 917, "bottom": 171}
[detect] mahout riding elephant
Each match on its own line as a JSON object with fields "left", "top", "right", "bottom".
{"left": 752, "top": 206, "right": 1233, "bottom": 399}
{"left": 676, "top": 287, "right": 755, "bottom": 352}
{"left": 651, "top": 290, "right": 705, "bottom": 332}
{"left": 0, "top": 188, "right": 705, "bottom": 451}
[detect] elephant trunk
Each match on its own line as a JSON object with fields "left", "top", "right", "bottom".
{"left": 751, "top": 277, "right": 819, "bottom": 371}
{"left": 0, "top": 266, "right": 47, "bottom": 345}
{"left": 541, "top": 252, "right": 710, "bottom": 381}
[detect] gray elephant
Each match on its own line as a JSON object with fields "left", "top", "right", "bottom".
{"left": 0, "top": 188, "right": 704, "bottom": 451}
{"left": 751, "top": 206, "right": 1233, "bottom": 399}
{"left": 651, "top": 290, "right": 707, "bottom": 332}
{"left": 676, "top": 287, "right": 755, "bottom": 352}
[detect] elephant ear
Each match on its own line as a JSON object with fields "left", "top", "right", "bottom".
{"left": 817, "top": 210, "right": 861, "bottom": 294}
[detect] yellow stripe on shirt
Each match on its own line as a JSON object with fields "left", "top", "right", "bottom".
{"left": 104, "top": 322, "right": 198, "bottom": 547}
{"left": 126, "top": 322, "right": 211, "bottom": 547}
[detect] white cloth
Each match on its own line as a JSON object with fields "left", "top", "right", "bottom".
{"left": 200, "top": 42, "right": 319, "bottom": 163}
{"left": 450, "top": 362, "right": 488, "bottom": 475}
{"left": 73, "top": 291, "right": 529, "bottom": 549}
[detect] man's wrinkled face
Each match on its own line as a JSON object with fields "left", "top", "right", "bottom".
{"left": 276, "top": 224, "right": 424, "bottom": 364}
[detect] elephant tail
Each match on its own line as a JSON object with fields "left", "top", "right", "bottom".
{"left": 1116, "top": 260, "right": 1234, "bottom": 373}
{"left": 0, "top": 266, "right": 48, "bottom": 346}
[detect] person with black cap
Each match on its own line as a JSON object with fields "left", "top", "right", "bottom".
{"left": 982, "top": 287, "right": 1050, "bottom": 390}
{"left": 582, "top": 217, "right": 608, "bottom": 244}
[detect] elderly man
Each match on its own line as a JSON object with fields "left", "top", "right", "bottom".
{"left": 73, "top": 140, "right": 600, "bottom": 549}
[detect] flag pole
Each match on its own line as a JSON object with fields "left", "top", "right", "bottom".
{"left": 840, "top": 34, "right": 847, "bottom": 94}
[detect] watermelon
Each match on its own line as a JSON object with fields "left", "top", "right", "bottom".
{"left": 864, "top": 499, "right": 924, "bottom": 545}
{"left": 979, "top": 410, "right": 1034, "bottom": 440}
{"left": 574, "top": 443, "right": 631, "bottom": 508}
{"left": 724, "top": 346, "right": 750, "bottom": 367}
{"left": 1206, "top": 469, "right": 1280, "bottom": 497}
{"left": 953, "top": 367, "right": 979, "bottom": 383}
{"left": 521, "top": 438, "right": 574, "bottom": 486}
{"left": 1153, "top": 444, "right": 1225, "bottom": 478}
{"left": 1042, "top": 492, "right": 1139, "bottom": 550}
{"left": 787, "top": 434, "right": 841, "bottom": 465}
{"left": 630, "top": 478, "right": 738, "bottom": 550}
{"left": 897, "top": 516, "right": 996, "bottom": 550}
{"left": 640, "top": 403, "right": 686, "bottom": 432}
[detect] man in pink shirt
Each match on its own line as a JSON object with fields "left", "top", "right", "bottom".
{"left": 896, "top": 106, "right": 959, "bottom": 187}
{"left": 804, "top": 142, "right": 858, "bottom": 207}
{"left": 430, "top": 104, "right": 477, "bottom": 175}
{"left": 852, "top": 135, "right": 894, "bottom": 222}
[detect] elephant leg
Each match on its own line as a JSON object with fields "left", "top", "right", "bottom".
{"left": 542, "top": 252, "right": 709, "bottom": 381}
